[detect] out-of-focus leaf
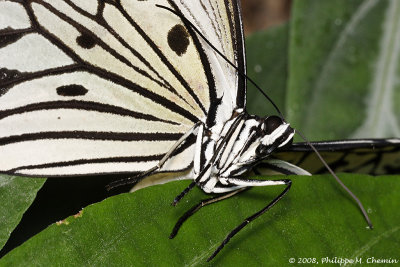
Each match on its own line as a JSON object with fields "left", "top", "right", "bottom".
{"left": 287, "top": 0, "right": 400, "bottom": 140}
{"left": 0, "top": 175, "right": 46, "bottom": 250}
{"left": 246, "top": 23, "right": 289, "bottom": 117}
{"left": 1, "top": 175, "right": 399, "bottom": 266}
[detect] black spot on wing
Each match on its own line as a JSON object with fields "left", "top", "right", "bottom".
{"left": 0, "top": 30, "right": 25, "bottom": 48}
{"left": 56, "top": 85, "right": 88, "bottom": 96}
{"left": 1, "top": 68, "right": 24, "bottom": 84}
{"left": 0, "top": 68, "right": 25, "bottom": 96}
{"left": 167, "top": 24, "right": 190, "bottom": 56}
{"left": 76, "top": 33, "right": 96, "bottom": 49}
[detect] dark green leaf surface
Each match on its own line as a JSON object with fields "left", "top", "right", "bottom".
{"left": 288, "top": 0, "right": 400, "bottom": 140}
{"left": 2, "top": 175, "right": 399, "bottom": 266}
{"left": 0, "top": 175, "right": 46, "bottom": 250}
{"left": 246, "top": 23, "right": 289, "bottom": 117}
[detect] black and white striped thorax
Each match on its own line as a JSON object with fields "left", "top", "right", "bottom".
{"left": 191, "top": 109, "right": 295, "bottom": 194}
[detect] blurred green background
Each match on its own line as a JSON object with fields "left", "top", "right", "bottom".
{"left": 246, "top": 0, "right": 400, "bottom": 141}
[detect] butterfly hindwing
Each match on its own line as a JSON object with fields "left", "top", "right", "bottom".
{"left": 0, "top": 0, "right": 245, "bottom": 176}
{"left": 274, "top": 139, "right": 400, "bottom": 175}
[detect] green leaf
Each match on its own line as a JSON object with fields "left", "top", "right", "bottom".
{"left": 287, "top": 0, "right": 400, "bottom": 140}
{"left": 1, "top": 175, "right": 399, "bottom": 266}
{"left": 0, "top": 175, "right": 46, "bottom": 250}
{"left": 246, "top": 23, "right": 289, "bottom": 117}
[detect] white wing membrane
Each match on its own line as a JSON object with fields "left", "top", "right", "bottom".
{"left": 0, "top": 33, "right": 74, "bottom": 71}
{"left": 0, "top": 72, "right": 192, "bottom": 125}
{"left": 174, "top": 0, "right": 246, "bottom": 128}
{"left": 0, "top": 0, "right": 245, "bottom": 176}
{"left": 0, "top": 1, "right": 30, "bottom": 29}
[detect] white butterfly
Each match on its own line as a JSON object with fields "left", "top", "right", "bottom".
{"left": 0, "top": 0, "right": 302, "bottom": 189}
{"left": 2, "top": 0, "right": 389, "bottom": 261}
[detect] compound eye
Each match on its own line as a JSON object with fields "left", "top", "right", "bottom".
{"left": 264, "top": 115, "right": 283, "bottom": 134}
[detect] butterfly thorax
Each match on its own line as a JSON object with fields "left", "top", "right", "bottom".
{"left": 194, "top": 111, "right": 295, "bottom": 193}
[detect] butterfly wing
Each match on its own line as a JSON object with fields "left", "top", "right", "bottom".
{"left": 171, "top": 0, "right": 246, "bottom": 127}
{"left": 273, "top": 139, "right": 400, "bottom": 175}
{"left": 0, "top": 0, "right": 245, "bottom": 176}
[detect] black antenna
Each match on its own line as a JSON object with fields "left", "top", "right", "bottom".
{"left": 296, "top": 130, "right": 373, "bottom": 229}
{"left": 155, "top": 4, "right": 285, "bottom": 120}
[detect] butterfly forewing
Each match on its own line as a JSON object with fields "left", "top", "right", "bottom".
{"left": 0, "top": 0, "right": 245, "bottom": 176}
{"left": 172, "top": 0, "right": 246, "bottom": 120}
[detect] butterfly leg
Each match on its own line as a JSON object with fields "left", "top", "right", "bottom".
{"left": 206, "top": 177, "right": 292, "bottom": 261}
{"left": 218, "top": 177, "right": 289, "bottom": 187}
{"left": 107, "top": 122, "right": 203, "bottom": 190}
{"left": 172, "top": 122, "right": 210, "bottom": 205}
{"left": 170, "top": 187, "right": 248, "bottom": 238}
{"left": 133, "top": 121, "right": 203, "bottom": 179}
{"left": 172, "top": 114, "right": 250, "bottom": 202}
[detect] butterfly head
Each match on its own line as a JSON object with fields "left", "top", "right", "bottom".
{"left": 255, "top": 115, "right": 295, "bottom": 156}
